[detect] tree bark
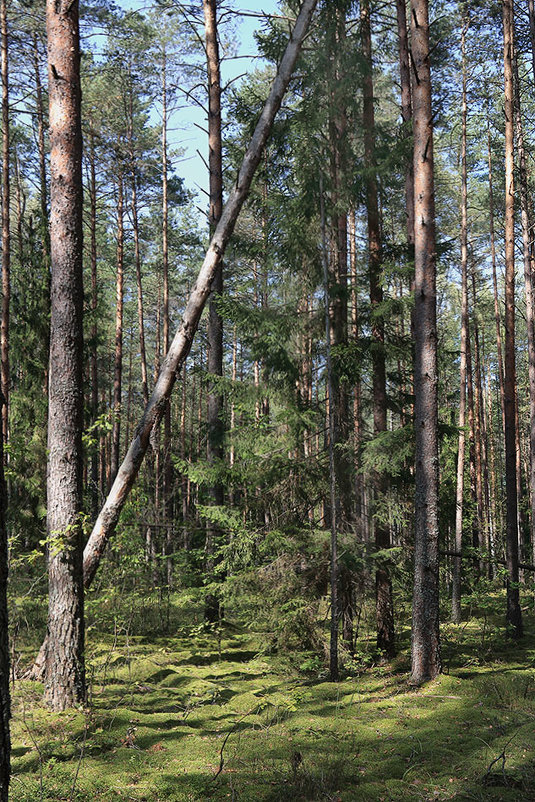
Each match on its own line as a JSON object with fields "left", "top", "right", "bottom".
{"left": 0, "top": 394, "right": 9, "bottom": 800}
{"left": 361, "top": 0, "right": 394, "bottom": 658}
{"left": 320, "top": 175, "right": 339, "bottom": 682}
{"left": 110, "top": 170, "right": 124, "bottom": 489}
{"left": 395, "top": 0, "right": 414, "bottom": 248}
{"left": 513, "top": 47, "right": 535, "bottom": 568}
{"left": 128, "top": 81, "right": 149, "bottom": 409}
{"left": 1, "top": 0, "right": 9, "bottom": 452}
{"left": 161, "top": 48, "right": 174, "bottom": 586}
{"left": 81, "top": 0, "right": 318, "bottom": 589}
{"left": 33, "top": 31, "right": 50, "bottom": 263}
{"left": 45, "top": 0, "right": 85, "bottom": 710}
{"left": 452, "top": 16, "right": 469, "bottom": 624}
{"left": 410, "top": 0, "right": 441, "bottom": 684}
{"left": 502, "top": 0, "right": 522, "bottom": 637}
{"left": 203, "top": 0, "right": 225, "bottom": 623}
{"left": 89, "top": 133, "right": 99, "bottom": 519}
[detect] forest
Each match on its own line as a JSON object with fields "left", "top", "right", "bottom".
{"left": 2, "top": 0, "right": 535, "bottom": 799}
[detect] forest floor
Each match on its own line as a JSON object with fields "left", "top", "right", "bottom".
{"left": 9, "top": 594, "right": 535, "bottom": 802}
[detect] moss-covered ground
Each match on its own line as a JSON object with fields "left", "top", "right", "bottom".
{"left": 10, "top": 596, "right": 535, "bottom": 801}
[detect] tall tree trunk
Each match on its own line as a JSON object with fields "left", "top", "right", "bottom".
{"left": 127, "top": 82, "right": 149, "bottom": 408}
{"left": 0, "top": 392, "right": 8, "bottom": 799}
{"left": 1, "top": 0, "right": 9, "bottom": 452}
{"left": 45, "top": 0, "right": 85, "bottom": 710}
{"left": 110, "top": 170, "right": 124, "bottom": 489}
{"left": 513, "top": 48, "right": 535, "bottom": 567}
{"left": 89, "top": 133, "right": 99, "bottom": 519}
{"left": 471, "top": 267, "right": 485, "bottom": 573}
{"left": 349, "top": 211, "right": 364, "bottom": 536}
{"left": 203, "top": 0, "right": 225, "bottom": 623}
{"left": 502, "top": 0, "right": 523, "bottom": 637}
{"left": 452, "top": 17, "right": 469, "bottom": 624}
{"left": 395, "top": 0, "right": 414, "bottom": 248}
{"left": 13, "top": 150, "right": 23, "bottom": 268}
{"left": 486, "top": 105, "right": 506, "bottom": 440}
{"left": 161, "top": 48, "right": 173, "bottom": 586}
{"left": 329, "top": 6, "right": 351, "bottom": 531}
{"left": 33, "top": 31, "right": 49, "bottom": 263}
{"left": 361, "top": 0, "right": 394, "bottom": 658}
{"left": 80, "top": 0, "right": 318, "bottom": 589}
{"left": 320, "top": 175, "right": 339, "bottom": 682}
{"left": 529, "top": 0, "right": 535, "bottom": 80}
{"left": 410, "top": 0, "right": 441, "bottom": 684}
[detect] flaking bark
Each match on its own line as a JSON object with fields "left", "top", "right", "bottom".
{"left": 45, "top": 0, "right": 85, "bottom": 710}
{"left": 410, "top": 0, "right": 441, "bottom": 684}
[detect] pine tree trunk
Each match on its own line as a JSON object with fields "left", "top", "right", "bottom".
{"left": 0, "top": 410, "right": 9, "bottom": 800}
{"left": 410, "top": 0, "right": 441, "bottom": 684}
{"left": 361, "top": 0, "right": 394, "bottom": 658}
{"left": 89, "top": 133, "right": 99, "bottom": 519}
{"left": 349, "top": 211, "right": 364, "bottom": 536}
{"left": 1, "top": 0, "right": 9, "bottom": 452}
{"left": 203, "top": 0, "right": 225, "bottom": 623}
{"left": 110, "top": 171, "right": 124, "bottom": 489}
{"left": 161, "top": 50, "right": 174, "bottom": 586}
{"left": 45, "top": 0, "right": 85, "bottom": 710}
{"left": 502, "top": 0, "right": 523, "bottom": 637}
{"left": 320, "top": 175, "right": 339, "bottom": 682}
{"left": 452, "top": 17, "right": 469, "bottom": 624}
{"left": 513, "top": 49, "right": 535, "bottom": 568}
{"left": 33, "top": 31, "right": 49, "bottom": 262}
{"left": 395, "top": 0, "right": 414, "bottom": 247}
{"left": 471, "top": 267, "right": 485, "bottom": 574}
{"left": 127, "top": 82, "right": 149, "bottom": 409}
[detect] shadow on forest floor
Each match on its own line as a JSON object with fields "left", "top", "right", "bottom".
{"left": 9, "top": 599, "right": 535, "bottom": 801}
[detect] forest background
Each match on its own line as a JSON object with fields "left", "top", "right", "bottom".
{"left": 2, "top": 0, "right": 535, "bottom": 799}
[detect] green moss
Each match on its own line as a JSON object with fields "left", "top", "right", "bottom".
{"left": 10, "top": 599, "right": 535, "bottom": 801}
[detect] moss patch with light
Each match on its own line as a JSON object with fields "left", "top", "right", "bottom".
{"left": 10, "top": 597, "right": 535, "bottom": 801}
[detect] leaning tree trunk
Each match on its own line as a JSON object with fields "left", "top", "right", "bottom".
{"left": 502, "top": 0, "right": 522, "bottom": 638}
{"left": 44, "top": 0, "right": 85, "bottom": 710}
{"left": 410, "top": 0, "right": 441, "bottom": 684}
{"left": 80, "top": 0, "right": 318, "bottom": 588}
{"left": 361, "top": 0, "right": 394, "bottom": 658}
{"left": 28, "top": 3, "right": 318, "bottom": 684}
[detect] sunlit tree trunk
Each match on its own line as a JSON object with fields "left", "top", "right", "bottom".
{"left": 89, "top": 133, "right": 99, "bottom": 519}
{"left": 1, "top": 0, "right": 9, "bottom": 452}
{"left": 161, "top": 49, "right": 174, "bottom": 586}
{"left": 110, "top": 170, "right": 124, "bottom": 489}
{"left": 410, "top": 0, "right": 441, "bottom": 684}
{"left": 203, "top": 0, "right": 225, "bottom": 622}
{"left": 127, "top": 80, "right": 149, "bottom": 409}
{"left": 0, "top": 399, "right": 9, "bottom": 798}
{"left": 396, "top": 0, "right": 414, "bottom": 248}
{"left": 502, "top": 0, "right": 522, "bottom": 637}
{"left": 452, "top": 17, "right": 469, "bottom": 624}
{"left": 513, "top": 48, "right": 535, "bottom": 567}
{"left": 45, "top": 0, "right": 85, "bottom": 710}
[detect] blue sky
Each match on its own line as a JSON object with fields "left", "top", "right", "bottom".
{"left": 180, "top": 2, "right": 280, "bottom": 202}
